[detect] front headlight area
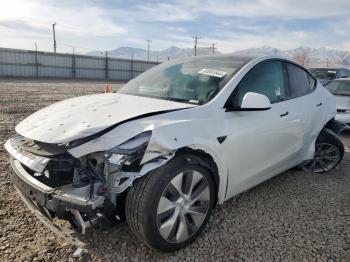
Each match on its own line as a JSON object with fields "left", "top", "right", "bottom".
{"left": 77, "top": 131, "right": 152, "bottom": 207}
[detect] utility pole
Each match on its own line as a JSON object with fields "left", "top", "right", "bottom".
{"left": 52, "top": 22, "right": 57, "bottom": 53}
{"left": 209, "top": 43, "right": 217, "bottom": 54}
{"left": 192, "top": 35, "right": 200, "bottom": 56}
{"left": 146, "top": 40, "right": 152, "bottom": 61}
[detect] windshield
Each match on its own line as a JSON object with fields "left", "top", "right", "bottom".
{"left": 309, "top": 68, "right": 337, "bottom": 80}
{"left": 326, "top": 81, "right": 350, "bottom": 96}
{"left": 118, "top": 56, "right": 252, "bottom": 104}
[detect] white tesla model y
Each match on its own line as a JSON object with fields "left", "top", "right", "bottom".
{"left": 5, "top": 55, "right": 345, "bottom": 251}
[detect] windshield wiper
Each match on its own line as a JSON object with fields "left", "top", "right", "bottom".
{"left": 121, "top": 93, "right": 199, "bottom": 105}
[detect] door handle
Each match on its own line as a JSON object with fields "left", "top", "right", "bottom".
{"left": 280, "top": 111, "right": 289, "bottom": 117}
{"left": 316, "top": 102, "right": 322, "bottom": 107}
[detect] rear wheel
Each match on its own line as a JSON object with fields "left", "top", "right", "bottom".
{"left": 301, "top": 128, "right": 344, "bottom": 173}
{"left": 125, "top": 156, "right": 215, "bottom": 252}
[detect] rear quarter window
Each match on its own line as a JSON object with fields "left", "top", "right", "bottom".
{"left": 307, "top": 74, "right": 316, "bottom": 90}
{"left": 287, "top": 63, "right": 315, "bottom": 97}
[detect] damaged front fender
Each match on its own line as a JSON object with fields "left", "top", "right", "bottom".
{"left": 68, "top": 109, "right": 228, "bottom": 204}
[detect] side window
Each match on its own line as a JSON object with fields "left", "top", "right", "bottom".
{"left": 337, "top": 70, "right": 344, "bottom": 78}
{"left": 307, "top": 74, "right": 316, "bottom": 90}
{"left": 287, "top": 63, "right": 314, "bottom": 97}
{"left": 345, "top": 69, "right": 350, "bottom": 77}
{"left": 339, "top": 69, "right": 349, "bottom": 78}
{"left": 235, "top": 61, "right": 286, "bottom": 105}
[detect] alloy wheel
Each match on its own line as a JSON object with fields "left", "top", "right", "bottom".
{"left": 301, "top": 142, "right": 341, "bottom": 173}
{"left": 156, "top": 170, "right": 210, "bottom": 243}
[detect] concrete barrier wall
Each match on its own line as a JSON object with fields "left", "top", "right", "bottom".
{"left": 0, "top": 47, "right": 159, "bottom": 80}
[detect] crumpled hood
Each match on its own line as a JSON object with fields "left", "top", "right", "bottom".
{"left": 16, "top": 93, "right": 194, "bottom": 144}
{"left": 335, "top": 95, "right": 350, "bottom": 110}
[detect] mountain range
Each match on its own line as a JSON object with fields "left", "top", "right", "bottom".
{"left": 87, "top": 46, "right": 218, "bottom": 62}
{"left": 87, "top": 46, "right": 350, "bottom": 68}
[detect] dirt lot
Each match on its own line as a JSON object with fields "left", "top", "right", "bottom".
{"left": 0, "top": 79, "right": 349, "bottom": 261}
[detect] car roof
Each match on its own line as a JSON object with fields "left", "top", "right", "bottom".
{"left": 171, "top": 54, "right": 291, "bottom": 63}
{"left": 332, "top": 78, "right": 350, "bottom": 81}
{"left": 161, "top": 54, "right": 258, "bottom": 65}
{"left": 309, "top": 67, "right": 349, "bottom": 70}
{"left": 166, "top": 54, "right": 302, "bottom": 71}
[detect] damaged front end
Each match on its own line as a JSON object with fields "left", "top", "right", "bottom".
{"left": 5, "top": 131, "right": 172, "bottom": 234}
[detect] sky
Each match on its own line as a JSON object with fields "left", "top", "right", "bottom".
{"left": 1, "top": 0, "right": 350, "bottom": 54}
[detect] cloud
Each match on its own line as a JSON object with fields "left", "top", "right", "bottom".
{"left": 142, "top": 0, "right": 350, "bottom": 19}
{"left": 0, "top": 0, "right": 350, "bottom": 53}
{"left": 137, "top": 2, "right": 196, "bottom": 22}
{"left": 0, "top": 0, "right": 126, "bottom": 38}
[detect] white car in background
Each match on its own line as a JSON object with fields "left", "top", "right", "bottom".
{"left": 325, "top": 78, "right": 350, "bottom": 127}
{"left": 5, "top": 55, "right": 345, "bottom": 251}
{"left": 309, "top": 67, "right": 350, "bottom": 85}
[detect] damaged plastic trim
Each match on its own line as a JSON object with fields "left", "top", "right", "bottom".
{"left": 5, "top": 138, "right": 49, "bottom": 173}
{"left": 105, "top": 153, "right": 174, "bottom": 195}
{"left": 10, "top": 158, "right": 105, "bottom": 213}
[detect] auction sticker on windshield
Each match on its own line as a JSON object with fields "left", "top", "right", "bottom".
{"left": 198, "top": 68, "right": 227, "bottom": 78}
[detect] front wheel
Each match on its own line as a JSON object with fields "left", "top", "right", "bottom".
{"left": 125, "top": 156, "right": 215, "bottom": 252}
{"left": 301, "top": 128, "right": 344, "bottom": 173}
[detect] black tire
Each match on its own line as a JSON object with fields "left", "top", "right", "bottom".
{"left": 301, "top": 128, "right": 344, "bottom": 173}
{"left": 125, "top": 155, "right": 215, "bottom": 252}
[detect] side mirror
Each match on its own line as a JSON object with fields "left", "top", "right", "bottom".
{"left": 241, "top": 92, "right": 271, "bottom": 110}
{"left": 226, "top": 92, "right": 271, "bottom": 111}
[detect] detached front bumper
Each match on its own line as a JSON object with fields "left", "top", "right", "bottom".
{"left": 9, "top": 158, "right": 104, "bottom": 215}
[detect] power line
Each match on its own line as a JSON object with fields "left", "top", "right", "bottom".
{"left": 60, "top": 43, "right": 75, "bottom": 54}
{"left": 60, "top": 43, "right": 94, "bottom": 52}
{"left": 52, "top": 22, "right": 57, "bottom": 53}
{"left": 192, "top": 35, "right": 200, "bottom": 56}
{"left": 145, "top": 39, "right": 152, "bottom": 61}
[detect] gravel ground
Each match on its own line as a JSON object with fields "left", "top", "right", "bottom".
{"left": 0, "top": 79, "right": 349, "bottom": 261}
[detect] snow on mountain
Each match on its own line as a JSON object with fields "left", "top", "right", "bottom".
{"left": 87, "top": 46, "right": 220, "bottom": 61}
{"left": 87, "top": 46, "right": 350, "bottom": 67}
{"left": 233, "top": 46, "right": 350, "bottom": 68}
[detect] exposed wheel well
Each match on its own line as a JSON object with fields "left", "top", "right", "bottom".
{"left": 112, "top": 147, "right": 221, "bottom": 221}
{"left": 175, "top": 147, "right": 220, "bottom": 206}
{"left": 324, "top": 118, "right": 346, "bottom": 135}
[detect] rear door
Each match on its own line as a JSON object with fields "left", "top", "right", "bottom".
{"left": 285, "top": 62, "right": 320, "bottom": 158}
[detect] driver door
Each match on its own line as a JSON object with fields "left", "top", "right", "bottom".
{"left": 223, "top": 60, "right": 304, "bottom": 199}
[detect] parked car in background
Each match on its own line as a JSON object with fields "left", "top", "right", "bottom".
{"left": 5, "top": 55, "right": 345, "bottom": 252}
{"left": 325, "top": 78, "right": 350, "bottom": 127}
{"left": 309, "top": 67, "right": 350, "bottom": 85}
